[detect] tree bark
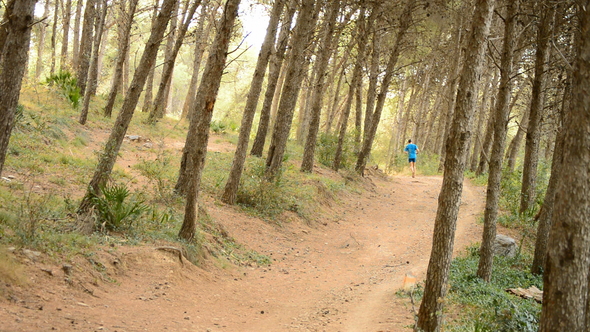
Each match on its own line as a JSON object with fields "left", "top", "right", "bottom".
{"left": 265, "top": 0, "right": 318, "bottom": 179}
{"left": 300, "top": 0, "right": 341, "bottom": 173}
{"left": 103, "top": 0, "right": 139, "bottom": 118}
{"left": 77, "top": 0, "right": 177, "bottom": 218}
{"left": 355, "top": 0, "right": 412, "bottom": 174}
{"left": 60, "top": 0, "right": 73, "bottom": 72}
{"left": 520, "top": 0, "right": 556, "bottom": 213}
{"left": 250, "top": 0, "right": 296, "bottom": 157}
{"left": 76, "top": 0, "right": 96, "bottom": 96}
{"left": 79, "top": 0, "right": 107, "bottom": 125}
{"left": 416, "top": 0, "right": 495, "bottom": 330}
{"left": 49, "top": 0, "right": 60, "bottom": 76}
{"left": 148, "top": 0, "right": 201, "bottom": 122}
{"left": 539, "top": 3, "right": 590, "bottom": 328}
{"left": 72, "top": 0, "right": 84, "bottom": 69}
{"left": 477, "top": 0, "right": 520, "bottom": 282}
{"left": 221, "top": 0, "right": 286, "bottom": 204}
{"left": 178, "top": 0, "right": 241, "bottom": 241}
{"left": 505, "top": 105, "right": 529, "bottom": 171}
{"left": 531, "top": 80, "right": 569, "bottom": 275}
{"left": 34, "top": 0, "right": 50, "bottom": 80}
{"left": 180, "top": 1, "right": 212, "bottom": 120}
{"left": 140, "top": 0, "right": 161, "bottom": 114}
{"left": 0, "top": 0, "right": 36, "bottom": 176}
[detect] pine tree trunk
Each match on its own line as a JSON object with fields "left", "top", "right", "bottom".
{"left": 77, "top": 0, "right": 177, "bottom": 220}
{"left": 0, "top": 0, "right": 36, "bottom": 176}
{"left": 355, "top": 0, "right": 412, "bottom": 174}
{"left": 180, "top": 2, "right": 211, "bottom": 120}
{"left": 60, "top": 0, "right": 72, "bottom": 72}
{"left": 178, "top": 0, "right": 241, "bottom": 241}
{"left": 104, "top": 0, "right": 139, "bottom": 118}
{"left": 49, "top": 0, "right": 59, "bottom": 76}
{"left": 148, "top": 0, "right": 180, "bottom": 121}
{"left": 477, "top": 0, "right": 520, "bottom": 282}
{"left": 72, "top": 0, "right": 83, "bottom": 69}
{"left": 221, "top": 0, "right": 286, "bottom": 204}
{"left": 416, "top": 0, "right": 495, "bottom": 330}
{"left": 148, "top": 0, "right": 201, "bottom": 122}
{"left": 300, "top": 0, "right": 340, "bottom": 173}
{"left": 76, "top": 0, "right": 96, "bottom": 96}
{"left": 140, "top": 0, "right": 160, "bottom": 113}
{"left": 333, "top": 5, "right": 369, "bottom": 171}
{"left": 539, "top": 4, "right": 590, "bottom": 327}
{"left": 505, "top": 105, "right": 529, "bottom": 171}
{"left": 520, "top": 1, "right": 556, "bottom": 213}
{"left": 265, "top": 0, "right": 318, "bottom": 179}
{"left": 34, "top": 0, "right": 50, "bottom": 80}
{"left": 79, "top": 0, "right": 107, "bottom": 125}
{"left": 531, "top": 82, "right": 569, "bottom": 275}
{"left": 469, "top": 71, "right": 494, "bottom": 172}
{"left": 250, "top": 0, "right": 296, "bottom": 157}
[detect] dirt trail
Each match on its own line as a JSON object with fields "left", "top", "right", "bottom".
{"left": 0, "top": 174, "right": 484, "bottom": 332}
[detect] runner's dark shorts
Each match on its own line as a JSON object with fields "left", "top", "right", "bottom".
{"left": 408, "top": 158, "right": 416, "bottom": 163}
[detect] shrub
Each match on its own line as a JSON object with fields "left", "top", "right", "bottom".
{"left": 316, "top": 132, "right": 356, "bottom": 170}
{"left": 91, "top": 183, "right": 148, "bottom": 231}
{"left": 45, "top": 71, "right": 81, "bottom": 108}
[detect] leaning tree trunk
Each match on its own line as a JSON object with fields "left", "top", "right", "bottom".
{"left": 300, "top": 0, "right": 341, "bottom": 173}
{"left": 333, "top": 4, "right": 370, "bottom": 172}
{"left": 355, "top": 0, "right": 412, "bottom": 174}
{"left": 72, "top": 0, "right": 83, "bottom": 69}
{"left": 148, "top": 0, "right": 201, "bottom": 123}
{"left": 49, "top": 0, "right": 59, "bottom": 76}
{"left": 265, "top": 0, "right": 318, "bottom": 179}
{"left": 221, "top": 0, "right": 286, "bottom": 204}
{"left": 180, "top": 2, "right": 212, "bottom": 120}
{"left": 416, "top": 0, "right": 495, "bottom": 331}
{"left": 250, "top": 0, "right": 297, "bottom": 157}
{"left": 520, "top": 1, "right": 556, "bottom": 213}
{"left": 77, "top": 0, "right": 177, "bottom": 220}
{"left": 140, "top": 0, "right": 161, "bottom": 113}
{"left": 178, "top": 0, "right": 241, "bottom": 241}
{"left": 0, "top": 0, "right": 36, "bottom": 176}
{"left": 469, "top": 71, "right": 494, "bottom": 172}
{"left": 103, "top": 0, "right": 139, "bottom": 118}
{"left": 505, "top": 105, "right": 529, "bottom": 171}
{"left": 531, "top": 81, "right": 569, "bottom": 275}
{"left": 539, "top": 3, "right": 590, "bottom": 328}
{"left": 477, "top": 0, "right": 520, "bottom": 282}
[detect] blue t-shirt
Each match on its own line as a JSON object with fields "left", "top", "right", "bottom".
{"left": 405, "top": 143, "right": 418, "bottom": 159}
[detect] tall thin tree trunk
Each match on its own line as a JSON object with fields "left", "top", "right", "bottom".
{"left": 141, "top": 0, "right": 160, "bottom": 113}
{"left": 76, "top": 0, "right": 96, "bottom": 96}
{"left": 34, "top": 0, "right": 50, "bottom": 80}
{"left": 520, "top": 1, "right": 556, "bottom": 213}
{"left": 477, "top": 0, "right": 520, "bottom": 282}
{"left": 301, "top": 0, "right": 341, "bottom": 173}
{"left": 505, "top": 105, "right": 529, "bottom": 171}
{"left": 221, "top": 0, "right": 286, "bottom": 204}
{"left": 539, "top": 3, "right": 590, "bottom": 327}
{"left": 72, "top": 0, "right": 84, "bottom": 69}
{"left": 77, "top": 0, "right": 177, "bottom": 221}
{"left": 60, "top": 0, "right": 72, "bottom": 71}
{"left": 355, "top": 0, "right": 413, "bottom": 174}
{"left": 104, "top": 0, "right": 139, "bottom": 118}
{"left": 416, "top": 1, "right": 495, "bottom": 330}
{"left": 178, "top": 0, "right": 241, "bottom": 240}
{"left": 265, "top": 0, "right": 318, "bottom": 179}
{"left": 0, "top": 0, "right": 36, "bottom": 176}
{"left": 79, "top": 0, "right": 107, "bottom": 125}
{"left": 531, "top": 81, "right": 569, "bottom": 275}
{"left": 250, "top": 0, "right": 296, "bottom": 157}
{"left": 49, "top": 0, "right": 59, "bottom": 76}
{"left": 180, "top": 2, "right": 211, "bottom": 120}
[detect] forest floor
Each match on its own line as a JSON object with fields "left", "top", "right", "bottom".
{"left": 0, "top": 118, "right": 486, "bottom": 331}
{"left": 0, "top": 171, "right": 485, "bottom": 332}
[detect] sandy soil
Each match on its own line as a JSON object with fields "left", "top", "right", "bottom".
{"left": 0, "top": 169, "right": 485, "bottom": 332}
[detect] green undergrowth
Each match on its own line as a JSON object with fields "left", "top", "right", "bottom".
{"left": 445, "top": 245, "right": 542, "bottom": 332}
{"left": 1, "top": 84, "right": 357, "bottom": 270}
